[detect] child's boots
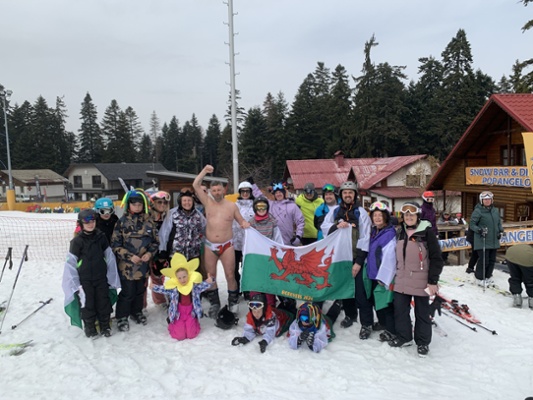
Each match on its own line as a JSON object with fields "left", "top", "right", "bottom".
{"left": 513, "top": 294, "right": 523, "bottom": 308}
{"left": 84, "top": 320, "right": 98, "bottom": 338}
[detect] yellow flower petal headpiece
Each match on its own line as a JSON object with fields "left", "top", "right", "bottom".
{"left": 160, "top": 253, "right": 202, "bottom": 295}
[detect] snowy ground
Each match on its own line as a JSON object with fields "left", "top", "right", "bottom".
{"left": 1, "top": 214, "right": 532, "bottom": 399}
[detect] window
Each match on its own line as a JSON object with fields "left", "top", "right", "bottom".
{"left": 406, "top": 175, "right": 420, "bottom": 187}
{"left": 501, "top": 145, "right": 526, "bottom": 166}
{"left": 73, "top": 175, "right": 82, "bottom": 188}
{"left": 92, "top": 175, "right": 102, "bottom": 189}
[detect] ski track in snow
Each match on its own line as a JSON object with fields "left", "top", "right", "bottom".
{"left": 1, "top": 246, "right": 532, "bottom": 399}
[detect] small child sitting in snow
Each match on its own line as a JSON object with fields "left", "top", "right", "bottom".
{"left": 231, "top": 293, "right": 294, "bottom": 353}
{"left": 288, "top": 301, "right": 341, "bottom": 353}
{"left": 152, "top": 253, "right": 214, "bottom": 340}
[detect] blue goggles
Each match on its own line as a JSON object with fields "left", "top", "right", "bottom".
{"left": 272, "top": 183, "right": 284, "bottom": 191}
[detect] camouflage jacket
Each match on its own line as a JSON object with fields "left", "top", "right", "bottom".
{"left": 111, "top": 212, "right": 159, "bottom": 280}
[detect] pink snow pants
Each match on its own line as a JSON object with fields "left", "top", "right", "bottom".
{"left": 168, "top": 303, "right": 200, "bottom": 340}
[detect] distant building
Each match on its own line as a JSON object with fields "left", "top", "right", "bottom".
{"left": 63, "top": 163, "right": 167, "bottom": 201}
{"left": 284, "top": 151, "right": 438, "bottom": 212}
{"left": 0, "top": 169, "right": 68, "bottom": 201}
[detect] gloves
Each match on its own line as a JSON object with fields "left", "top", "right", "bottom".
{"left": 246, "top": 176, "right": 255, "bottom": 185}
{"left": 290, "top": 235, "right": 302, "bottom": 245}
{"left": 231, "top": 336, "right": 250, "bottom": 346}
{"left": 258, "top": 339, "right": 268, "bottom": 353}
{"left": 479, "top": 227, "right": 488, "bottom": 238}
{"left": 306, "top": 332, "right": 315, "bottom": 350}
{"left": 297, "top": 330, "right": 309, "bottom": 347}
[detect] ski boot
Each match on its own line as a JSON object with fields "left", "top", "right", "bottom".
{"left": 228, "top": 290, "right": 240, "bottom": 315}
{"left": 417, "top": 345, "right": 429, "bottom": 357}
{"left": 512, "top": 294, "right": 523, "bottom": 308}
{"left": 359, "top": 325, "right": 372, "bottom": 340}
{"left": 84, "top": 321, "right": 98, "bottom": 339}
{"left": 117, "top": 317, "right": 130, "bottom": 332}
{"left": 100, "top": 320, "right": 112, "bottom": 337}
{"left": 205, "top": 289, "right": 221, "bottom": 319}
{"left": 131, "top": 312, "right": 147, "bottom": 325}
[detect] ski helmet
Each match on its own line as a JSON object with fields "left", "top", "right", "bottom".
{"left": 271, "top": 182, "right": 286, "bottom": 197}
{"left": 215, "top": 305, "right": 238, "bottom": 330}
{"left": 338, "top": 181, "right": 358, "bottom": 196}
{"left": 238, "top": 181, "right": 253, "bottom": 191}
{"left": 94, "top": 198, "right": 115, "bottom": 215}
{"left": 479, "top": 191, "right": 494, "bottom": 203}
{"left": 422, "top": 191, "right": 435, "bottom": 203}
{"left": 150, "top": 191, "right": 170, "bottom": 202}
{"left": 177, "top": 189, "right": 195, "bottom": 210}
{"left": 253, "top": 196, "right": 269, "bottom": 214}
{"left": 121, "top": 189, "right": 149, "bottom": 213}
{"left": 296, "top": 302, "right": 321, "bottom": 330}
{"left": 78, "top": 208, "right": 97, "bottom": 225}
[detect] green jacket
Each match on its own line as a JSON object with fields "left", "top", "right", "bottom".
{"left": 295, "top": 194, "right": 324, "bottom": 239}
{"left": 505, "top": 244, "right": 533, "bottom": 267}
{"left": 469, "top": 203, "right": 503, "bottom": 251}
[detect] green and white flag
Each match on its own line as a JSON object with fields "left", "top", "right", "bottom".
{"left": 241, "top": 227, "right": 354, "bottom": 302}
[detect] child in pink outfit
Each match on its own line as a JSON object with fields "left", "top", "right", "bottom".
{"left": 152, "top": 254, "right": 214, "bottom": 340}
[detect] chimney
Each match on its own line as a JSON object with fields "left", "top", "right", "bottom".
{"left": 334, "top": 150, "right": 344, "bottom": 168}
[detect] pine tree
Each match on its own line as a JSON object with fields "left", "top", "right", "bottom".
{"left": 326, "top": 64, "right": 353, "bottom": 157}
{"left": 217, "top": 123, "right": 233, "bottom": 176}
{"left": 160, "top": 117, "right": 180, "bottom": 171}
{"left": 149, "top": 111, "right": 160, "bottom": 163}
{"left": 77, "top": 92, "right": 103, "bottom": 163}
{"left": 202, "top": 114, "right": 221, "bottom": 171}
{"left": 137, "top": 134, "right": 153, "bottom": 163}
{"left": 263, "top": 91, "right": 289, "bottom": 180}
{"left": 9, "top": 101, "right": 33, "bottom": 170}
{"left": 52, "top": 96, "right": 75, "bottom": 172}
{"left": 101, "top": 100, "right": 121, "bottom": 162}
{"left": 124, "top": 106, "right": 144, "bottom": 155}
{"left": 240, "top": 106, "right": 268, "bottom": 176}
{"left": 30, "top": 96, "right": 57, "bottom": 169}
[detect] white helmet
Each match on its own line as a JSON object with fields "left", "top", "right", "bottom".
{"left": 238, "top": 181, "right": 253, "bottom": 191}
{"left": 479, "top": 191, "right": 494, "bottom": 203}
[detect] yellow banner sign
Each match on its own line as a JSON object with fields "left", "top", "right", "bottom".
{"left": 439, "top": 227, "right": 533, "bottom": 252}
{"left": 522, "top": 132, "right": 533, "bottom": 195}
{"left": 465, "top": 166, "right": 530, "bottom": 187}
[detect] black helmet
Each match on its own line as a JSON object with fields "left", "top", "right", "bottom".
{"left": 253, "top": 196, "right": 270, "bottom": 214}
{"left": 250, "top": 292, "right": 267, "bottom": 304}
{"left": 215, "top": 305, "right": 238, "bottom": 330}
{"left": 78, "top": 208, "right": 96, "bottom": 225}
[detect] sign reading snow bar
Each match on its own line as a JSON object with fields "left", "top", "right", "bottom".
{"left": 465, "top": 166, "right": 530, "bottom": 188}
{"left": 439, "top": 227, "right": 533, "bottom": 252}
{"left": 465, "top": 167, "right": 531, "bottom": 187}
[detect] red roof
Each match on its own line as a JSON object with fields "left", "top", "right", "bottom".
{"left": 368, "top": 187, "right": 422, "bottom": 199}
{"left": 428, "top": 93, "right": 533, "bottom": 190}
{"left": 286, "top": 154, "right": 427, "bottom": 190}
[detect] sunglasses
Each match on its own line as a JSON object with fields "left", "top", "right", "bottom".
{"left": 240, "top": 189, "right": 251, "bottom": 193}
{"left": 98, "top": 208, "right": 114, "bottom": 216}
{"left": 370, "top": 201, "right": 388, "bottom": 212}
{"left": 81, "top": 215, "right": 96, "bottom": 223}
{"left": 401, "top": 205, "right": 420, "bottom": 214}
{"left": 248, "top": 301, "right": 264, "bottom": 310}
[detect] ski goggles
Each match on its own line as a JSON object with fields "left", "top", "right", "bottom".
{"left": 98, "top": 208, "right": 114, "bottom": 216}
{"left": 248, "top": 301, "right": 265, "bottom": 310}
{"left": 272, "top": 183, "right": 284, "bottom": 191}
{"left": 370, "top": 201, "right": 389, "bottom": 212}
{"left": 480, "top": 191, "right": 493, "bottom": 200}
{"left": 151, "top": 191, "right": 171, "bottom": 202}
{"left": 255, "top": 203, "right": 268, "bottom": 211}
{"left": 239, "top": 189, "right": 251, "bottom": 194}
{"left": 81, "top": 214, "right": 96, "bottom": 223}
{"left": 154, "top": 200, "right": 169, "bottom": 205}
{"left": 322, "top": 184, "right": 335, "bottom": 193}
{"left": 299, "top": 315, "right": 310, "bottom": 322}
{"left": 400, "top": 204, "right": 420, "bottom": 215}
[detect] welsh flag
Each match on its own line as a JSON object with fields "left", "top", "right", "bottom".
{"left": 241, "top": 227, "right": 354, "bottom": 302}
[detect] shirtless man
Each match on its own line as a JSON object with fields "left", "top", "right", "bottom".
{"left": 193, "top": 165, "right": 250, "bottom": 317}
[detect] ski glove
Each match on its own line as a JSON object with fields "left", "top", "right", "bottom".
{"left": 479, "top": 227, "right": 488, "bottom": 238}
{"left": 297, "top": 330, "right": 309, "bottom": 346}
{"left": 306, "top": 332, "right": 315, "bottom": 350}
{"left": 231, "top": 336, "right": 250, "bottom": 346}
{"left": 258, "top": 339, "right": 268, "bottom": 353}
{"left": 246, "top": 176, "right": 255, "bottom": 185}
{"left": 290, "top": 235, "right": 302, "bottom": 246}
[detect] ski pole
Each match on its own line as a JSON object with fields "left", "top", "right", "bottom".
{"left": 11, "top": 298, "right": 53, "bottom": 330}
{"left": 482, "top": 230, "right": 486, "bottom": 293}
{"left": 0, "top": 247, "right": 13, "bottom": 284}
{"left": 0, "top": 245, "right": 29, "bottom": 334}
{"left": 470, "top": 321, "right": 498, "bottom": 336}
{"left": 441, "top": 309, "right": 477, "bottom": 332}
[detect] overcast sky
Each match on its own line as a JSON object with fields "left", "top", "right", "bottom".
{"left": 1, "top": 0, "right": 530, "bottom": 135}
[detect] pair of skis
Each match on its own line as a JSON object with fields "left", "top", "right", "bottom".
{"left": 430, "top": 294, "right": 498, "bottom": 335}
{"left": 0, "top": 340, "right": 33, "bottom": 356}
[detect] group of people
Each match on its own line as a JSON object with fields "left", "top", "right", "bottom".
{"left": 63, "top": 165, "right": 532, "bottom": 357}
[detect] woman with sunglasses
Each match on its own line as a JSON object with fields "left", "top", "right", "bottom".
{"left": 389, "top": 201, "right": 443, "bottom": 357}
{"left": 231, "top": 293, "right": 294, "bottom": 353}
{"left": 367, "top": 201, "right": 397, "bottom": 343}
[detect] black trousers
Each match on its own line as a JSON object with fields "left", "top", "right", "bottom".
{"left": 371, "top": 281, "right": 395, "bottom": 334}
{"left": 343, "top": 269, "right": 374, "bottom": 326}
{"left": 393, "top": 292, "right": 432, "bottom": 346}
{"left": 80, "top": 278, "right": 112, "bottom": 327}
{"left": 475, "top": 249, "right": 497, "bottom": 280}
{"left": 116, "top": 277, "right": 147, "bottom": 319}
{"left": 467, "top": 250, "right": 479, "bottom": 270}
{"left": 508, "top": 261, "right": 533, "bottom": 297}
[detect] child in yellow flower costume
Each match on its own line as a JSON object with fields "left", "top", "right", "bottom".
{"left": 152, "top": 253, "right": 214, "bottom": 340}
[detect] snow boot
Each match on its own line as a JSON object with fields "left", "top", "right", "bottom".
{"left": 131, "top": 312, "right": 147, "bottom": 325}
{"left": 529, "top": 297, "right": 533, "bottom": 310}
{"left": 417, "top": 345, "right": 429, "bottom": 357}
{"left": 228, "top": 290, "right": 240, "bottom": 315}
{"left": 206, "top": 289, "right": 221, "bottom": 319}
{"left": 117, "top": 317, "right": 130, "bottom": 332}
{"left": 372, "top": 322, "right": 384, "bottom": 331}
{"left": 388, "top": 337, "right": 413, "bottom": 348}
{"left": 513, "top": 294, "right": 523, "bottom": 308}
{"left": 379, "top": 330, "right": 395, "bottom": 342}
{"left": 100, "top": 320, "right": 112, "bottom": 337}
{"left": 340, "top": 316, "right": 355, "bottom": 328}
{"left": 465, "top": 266, "right": 475, "bottom": 274}
{"left": 359, "top": 325, "right": 372, "bottom": 340}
